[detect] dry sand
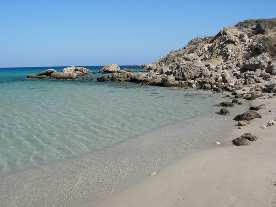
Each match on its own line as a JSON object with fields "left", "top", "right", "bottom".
{"left": 94, "top": 97, "right": 276, "bottom": 207}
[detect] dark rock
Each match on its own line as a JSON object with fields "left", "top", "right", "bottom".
{"left": 216, "top": 108, "right": 230, "bottom": 115}
{"left": 219, "top": 101, "right": 234, "bottom": 107}
{"left": 232, "top": 137, "right": 251, "bottom": 146}
{"left": 249, "top": 104, "right": 265, "bottom": 111}
{"left": 232, "top": 132, "right": 258, "bottom": 146}
{"left": 26, "top": 75, "right": 48, "bottom": 79}
{"left": 263, "top": 83, "right": 276, "bottom": 93}
{"left": 237, "top": 121, "right": 248, "bottom": 126}
{"left": 232, "top": 98, "right": 243, "bottom": 105}
{"left": 240, "top": 133, "right": 258, "bottom": 141}
{"left": 233, "top": 110, "right": 262, "bottom": 121}
{"left": 97, "top": 76, "right": 110, "bottom": 82}
{"left": 236, "top": 18, "right": 276, "bottom": 30}
{"left": 37, "top": 69, "right": 56, "bottom": 76}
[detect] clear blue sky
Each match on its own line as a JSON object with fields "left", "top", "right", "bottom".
{"left": 1, "top": 0, "right": 275, "bottom": 67}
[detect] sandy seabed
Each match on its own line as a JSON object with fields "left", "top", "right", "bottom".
{"left": 2, "top": 96, "right": 276, "bottom": 207}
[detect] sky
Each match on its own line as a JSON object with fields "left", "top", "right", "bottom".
{"left": 0, "top": 0, "right": 276, "bottom": 67}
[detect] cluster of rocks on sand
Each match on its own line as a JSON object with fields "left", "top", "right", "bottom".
{"left": 27, "top": 66, "right": 90, "bottom": 80}
{"left": 215, "top": 97, "right": 276, "bottom": 146}
{"left": 97, "top": 18, "right": 276, "bottom": 99}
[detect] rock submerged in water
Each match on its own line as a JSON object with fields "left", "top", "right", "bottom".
{"left": 101, "top": 64, "right": 120, "bottom": 73}
{"left": 233, "top": 110, "right": 262, "bottom": 121}
{"left": 50, "top": 72, "right": 77, "bottom": 79}
{"left": 27, "top": 66, "right": 90, "bottom": 80}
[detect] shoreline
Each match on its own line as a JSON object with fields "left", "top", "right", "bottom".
{"left": 95, "top": 97, "right": 276, "bottom": 207}
{"left": 0, "top": 92, "right": 248, "bottom": 207}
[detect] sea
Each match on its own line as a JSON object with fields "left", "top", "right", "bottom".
{"left": 0, "top": 66, "right": 218, "bottom": 175}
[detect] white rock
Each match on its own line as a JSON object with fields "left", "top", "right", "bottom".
{"left": 261, "top": 125, "right": 267, "bottom": 129}
{"left": 101, "top": 64, "right": 120, "bottom": 73}
{"left": 150, "top": 171, "right": 158, "bottom": 176}
{"left": 215, "top": 141, "right": 221, "bottom": 145}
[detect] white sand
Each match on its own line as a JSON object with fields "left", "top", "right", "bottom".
{"left": 95, "top": 97, "right": 276, "bottom": 207}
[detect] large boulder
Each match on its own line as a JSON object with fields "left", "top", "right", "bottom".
{"left": 101, "top": 64, "right": 120, "bottom": 73}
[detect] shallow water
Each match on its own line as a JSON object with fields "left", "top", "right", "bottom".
{"left": 0, "top": 66, "right": 217, "bottom": 174}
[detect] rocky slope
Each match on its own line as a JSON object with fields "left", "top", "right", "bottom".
{"left": 98, "top": 18, "right": 276, "bottom": 98}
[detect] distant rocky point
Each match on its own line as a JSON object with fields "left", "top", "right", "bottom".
{"left": 27, "top": 66, "right": 90, "bottom": 80}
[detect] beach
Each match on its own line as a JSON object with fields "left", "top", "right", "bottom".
{"left": 1, "top": 94, "right": 276, "bottom": 207}
{"left": 95, "top": 97, "right": 276, "bottom": 207}
{"left": 0, "top": 82, "right": 248, "bottom": 207}
{"left": 0, "top": 12, "right": 276, "bottom": 207}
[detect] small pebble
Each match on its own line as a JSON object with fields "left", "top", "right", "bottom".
{"left": 215, "top": 141, "right": 221, "bottom": 145}
{"left": 267, "top": 120, "right": 275, "bottom": 127}
{"left": 261, "top": 125, "right": 267, "bottom": 129}
{"left": 150, "top": 171, "right": 158, "bottom": 176}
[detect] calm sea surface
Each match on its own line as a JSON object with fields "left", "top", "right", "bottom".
{"left": 0, "top": 66, "right": 217, "bottom": 174}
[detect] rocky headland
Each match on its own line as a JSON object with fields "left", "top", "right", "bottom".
{"left": 98, "top": 18, "right": 276, "bottom": 100}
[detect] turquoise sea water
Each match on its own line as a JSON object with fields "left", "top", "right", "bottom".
{"left": 0, "top": 66, "right": 217, "bottom": 174}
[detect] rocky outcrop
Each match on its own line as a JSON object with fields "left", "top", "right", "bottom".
{"left": 97, "top": 18, "right": 276, "bottom": 97}
{"left": 27, "top": 66, "right": 90, "bottom": 80}
{"left": 101, "top": 64, "right": 120, "bottom": 73}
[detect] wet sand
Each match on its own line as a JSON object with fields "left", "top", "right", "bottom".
{"left": 95, "top": 97, "right": 276, "bottom": 207}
